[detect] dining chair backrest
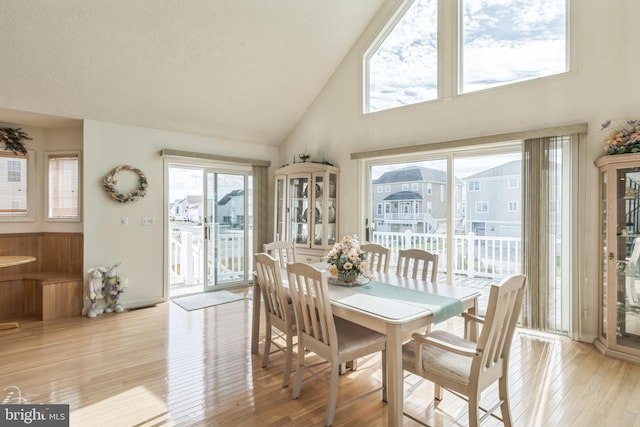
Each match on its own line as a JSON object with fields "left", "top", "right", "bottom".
{"left": 473, "top": 274, "right": 526, "bottom": 379}
{"left": 361, "top": 243, "right": 390, "bottom": 273}
{"left": 254, "top": 253, "right": 292, "bottom": 330}
{"left": 263, "top": 240, "right": 296, "bottom": 268}
{"left": 396, "top": 249, "right": 438, "bottom": 283}
{"left": 286, "top": 262, "right": 336, "bottom": 360}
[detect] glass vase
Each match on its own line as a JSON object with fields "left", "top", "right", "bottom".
{"left": 338, "top": 270, "right": 358, "bottom": 282}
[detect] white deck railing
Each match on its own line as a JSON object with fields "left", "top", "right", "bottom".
{"left": 170, "top": 228, "right": 521, "bottom": 286}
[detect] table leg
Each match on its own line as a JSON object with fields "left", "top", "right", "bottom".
{"left": 251, "top": 279, "right": 261, "bottom": 355}
{"left": 386, "top": 323, "right": 404, "bottom": 426}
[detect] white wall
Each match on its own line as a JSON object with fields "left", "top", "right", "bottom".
{"left": 83, "top": 120, "right": 278, "bottom": 309}
{"left": 278, "top": 1, "right": 640, "bottom": 342}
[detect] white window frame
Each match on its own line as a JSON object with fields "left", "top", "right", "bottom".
{"left": 377, "top": 203, "right": 383, "bottom": 215}
{"left": 426, "top": 183, "right": 433, "bottom": 195}
{"left": 475, "top": 201, "right": 489, "bottom": 213}
{"left": 0, "top": 150, "right": 35, "bottom": 222}
{"left": 402, "top": 183, "right": 409, "bottom": 191}
{"left": 468, "top": 181, "right": 480, "bottom": 191}
{"left": 385, "top": 185, "right": 391, "bottom": 193}
{"left": 377, "top": 185, "right": 383, "bottom": 193}
{"left": 45, "top": 150, "right": 82, "bottom": 222}
{"left": 508, "top": 177, "right": 519, "bottom": 188}
{"left": 508, "top": 201, "right": 518, "bottom": 212}
{"left": 411, "top": 182, "right": 419, "bottom": 191}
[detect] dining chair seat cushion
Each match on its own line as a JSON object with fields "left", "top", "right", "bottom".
{"left": 402, "top": 330, "right": 475, "bottom": 385}
{"left": 334, "top": 317, "right": 386, "bottom": 355}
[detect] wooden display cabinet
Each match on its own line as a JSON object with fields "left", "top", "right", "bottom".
{"left": 595, "top": 153, "right": 640, "bottom": 363}
{"left": 274, "top": 163, "right": 339, "bottom": 262}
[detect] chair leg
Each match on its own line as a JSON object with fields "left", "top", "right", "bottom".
{"left": 282, "top": 333, "right": 293, "bottom": 388}
{"left": 434, "top": 384, "right": 443, "bottom": 401}
{"left": 468, "top": 388, "right": 480, "bottom": 427}
{"left": 262, "top": 323, "right": 272, "bottom": 368}
{"left": 499, "top": 376, "right": 513, "bottom": 427}
{"left": 381, "top": 349, "right": 387, "bottom": 403}
{"left": 325, "top": 359, "right": 340, "bottom": 427}
{"left": 292, "top": 341, "right": 305, "bottom": 399}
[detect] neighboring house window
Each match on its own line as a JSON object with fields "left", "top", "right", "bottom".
{"left": 468, "top": 181, "right": 480, "bottom": 191}
{"left": 414, "top": 203, "right": 419, "bottom": 213}
{"left": 475, "top": 201, "right": 489, "bottom": 213}
{"left": 460, "top": 0, "right": 567, "bottom": 94}
{"left": 385, "top": 185, "right": 391, "bottom": 192}
{"left": 427, "top": 201, "right": 433, "bottom": 215}
{"left": 0, "top": 152, "right": 32, "bottom": 219}
{"left": 385, "top": 203, "right": 391, "bottom": 214}
{"left": 7, "top": 160, "right": 21, "bottom": 182}
{"left": 402, "top": 202, "right": 411, "bottom": 214}
{"left": 365, "top": 0, "right": 438, "bottom": 113}
{"left": 508, "top": 177, "right": 519, "bottom": 188}
{"left": 402, "top": 183, "right": 409, "bottom": 191}
{"left": 508, "top": 201, "right": 518, "bottom": 212}
{"left": 47, "top": 152, "right": 81, "bottom": 221}
{"left": 377, "top": 185, "right": 383, "bottom": 193}
{"left": 411, "top": 183, "right": 419, "bottom": 191}
{"left": 377, "top": 203, "right": 383, "bottom": 215}
{"left": 426, "top": 183, "right": 433, "bottom": 195}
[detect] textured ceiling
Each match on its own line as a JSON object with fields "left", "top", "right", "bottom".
{"left": 0, "top": 0, "right": 385, "bottom": 144}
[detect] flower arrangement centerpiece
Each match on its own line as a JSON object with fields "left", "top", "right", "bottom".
{"left": 326, "top": 235, "right": 368, "bottom": 282}
{"left": 602, "top": 119, "right": 640, "bottom": 155}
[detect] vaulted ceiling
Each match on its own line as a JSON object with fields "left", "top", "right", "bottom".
{"left": 0, "top": 0, "right": 385, "bottom": 145}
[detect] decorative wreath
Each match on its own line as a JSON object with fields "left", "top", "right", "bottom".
{"left": 103, "top": 165, "right": 148, "bottom": 203}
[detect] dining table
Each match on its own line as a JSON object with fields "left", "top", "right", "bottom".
{"left": 251, "top": 264, "right": 480, "bottom": 426}
{"left": 0, "top": 255, "right": 37, "bottom": 330}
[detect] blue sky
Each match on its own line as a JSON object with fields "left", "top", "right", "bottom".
{"left": 369, "top": 0, "right": 566, "bottom": 111}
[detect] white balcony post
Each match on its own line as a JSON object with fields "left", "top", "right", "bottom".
{"left": 467, "top": 232, "right": 476, "bottom": 278}
{"left": 183, "top": 232, "right": 194, "bottom": 285}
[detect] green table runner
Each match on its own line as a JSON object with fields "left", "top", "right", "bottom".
{"left": 353, "top": 281, "right": 464, "bottom": 324}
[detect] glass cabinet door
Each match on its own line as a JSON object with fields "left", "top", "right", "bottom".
{"left": 327, "top": 172, "right": 337, "bottom": 246}
{"left": 614, "top": 166, "right": 640, "bottom": 351}
{"left": 274, "top": 176, "right": 286, "bottom": 241}
{"left": 289, "top": 175, "right": 309, "bottom": 245}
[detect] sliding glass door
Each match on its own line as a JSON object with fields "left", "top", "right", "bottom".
{"left": 365, "top": 138, "right": 577, "bottom": 335}
{"left": 167, "top": 163, "right": 252, "bottom": 297}
{"left": 203, "top": 170, "right": 251, "bottom": 291}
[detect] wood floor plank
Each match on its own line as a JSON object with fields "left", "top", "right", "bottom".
{"left": 0, "top": 294, "right": 637, "bottom": 426}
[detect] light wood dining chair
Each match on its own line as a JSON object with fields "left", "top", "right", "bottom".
{"left": 286, "top": 262, "right": 387, "bottom": 427}
{"left": 361, "top": 243, "right": 390, "bottom": 273}
{"left": 254, "top": 253, "right": 297, "bottom": 388}
{"left": 402, "top": 274, "right": 526, "bottom": 427}
{"left": 396, "top": 248, "right": 438, "bottom": 283}
{"left": 263, "top": 240, "right": 296, "bottom": 268}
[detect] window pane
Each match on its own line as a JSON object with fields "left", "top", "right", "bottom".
{"left": 460, "top": 0, "right": 567, "bottom": 93}
{"left": 0, "top": 154, "right": 27, "bottom": 215}
{"left": 367, "top": 0, "right": 438, "bottom": 113}
{"left": 48, "top": 154, "right": 79, "bottom": 219}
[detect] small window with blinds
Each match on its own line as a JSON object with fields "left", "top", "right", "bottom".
{"left": 46, "top": 152, "right": 80, "bottom": 221}
{"left": 0, "top": 152, "right": 29, "bottom": 217}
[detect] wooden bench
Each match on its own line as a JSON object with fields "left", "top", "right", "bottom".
{"left": 0, "top": 232, "right": 84, "bottom": 322}
{"left": 0, "top": 272, "right": 84, "bottom": 321}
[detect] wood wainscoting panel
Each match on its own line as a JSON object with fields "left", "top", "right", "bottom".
{"left": 39, "top": 233, "right": 84, "bottom": 274}
{"left": 41, "top": 279, "right": 84, "bottom": 321}
{"left": 0, "top": 233, "right": 40, "bottom": 275}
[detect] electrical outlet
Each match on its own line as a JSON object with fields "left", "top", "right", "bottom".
{"left": 121, "top": 217, "right": 128, "bottom": 226}
{"left": 142, "top": 216, "right": 155, "bottom": 226}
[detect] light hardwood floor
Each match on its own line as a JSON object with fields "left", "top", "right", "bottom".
{"left": 1, "top": 292, "right": 639, "bottom": 427}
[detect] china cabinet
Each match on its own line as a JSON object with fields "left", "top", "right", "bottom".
{"left": 274, "top": 163, "right": 339, "bottom": 262}
{"left": 595, "top": 153, "right": 640, "bottom": 363}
